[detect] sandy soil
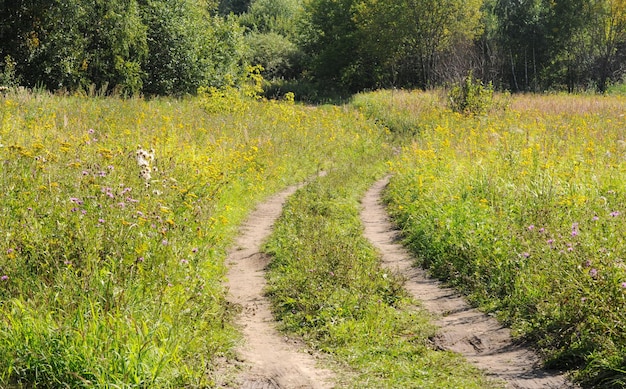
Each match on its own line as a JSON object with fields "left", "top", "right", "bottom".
{"left": 225, "top": 180, "right": 336, "bottom": 389}
{"left": 360, "top": 176, "right": 578, "bottom": 389}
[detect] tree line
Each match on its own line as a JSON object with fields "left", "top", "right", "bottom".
{"left": 2, "top": 0, "right": 626, "bottom": 96}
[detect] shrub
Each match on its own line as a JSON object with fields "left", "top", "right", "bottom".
{"left": 448, "top": 72, "right": 494, "bottom": 116}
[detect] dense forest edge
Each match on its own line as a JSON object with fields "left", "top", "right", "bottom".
{"left": 2, "top": 0, "right": 626, "bottom": 98}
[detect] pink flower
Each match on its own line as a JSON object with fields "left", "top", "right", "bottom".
{"left": 0, "top": 275, "right": 8, "bottom": 281}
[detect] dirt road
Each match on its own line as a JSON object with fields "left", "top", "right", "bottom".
{"left": 225, "top": 181, "right": 335, "bottom": 389}
{"left": 360, "top": 176, "right": 577, "bottom": 389}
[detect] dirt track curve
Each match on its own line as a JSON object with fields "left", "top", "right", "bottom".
{"left": 225, "top": 179, "right": 335, "bottom": 389}
{"left": 360, "top": 176, "right": 578, "bottom": 389}
{"left": 224, "top": 174, "right": 578, "bottom": 388}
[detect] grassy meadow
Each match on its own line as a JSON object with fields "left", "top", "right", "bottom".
{"left": 2, "top": 85, "right": 625, "bottom": 388}
{"left": 0, "top": 88, "right": 387, "bottom": 387}
{"left": 353, "top": 90, "right": 626, "bottom": 388}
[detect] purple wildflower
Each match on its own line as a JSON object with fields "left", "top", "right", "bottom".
{"left": 88, "top": 129, "right": 95, "bottom": 134}
{"left": 528, "top": 225, "right": 535, "bottom": 231}
{"left": 621, "top": 282, "right": 626, "bottom": 288}
{"left": 589, "top": 268, "right": 598, "bottom": 278}
{"left": 0, "top": 275, "right": 7, "bottom": 281}
{"left": 98, "top": 218, "right": 105, "bottom": 224}
{"left": 610, "top": 211, "right": 621, "bottom": 217}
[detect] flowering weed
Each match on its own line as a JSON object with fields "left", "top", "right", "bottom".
{"left": 0, "top": 89, "right": 386, "bottom": 386}
{"left": 363, "top": 90, "right": 626, "bottom": 388}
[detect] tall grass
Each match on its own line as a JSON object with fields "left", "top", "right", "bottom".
{"left": 353, "top": 90, "right": 626, "bottom": 388}
{"left": 0, "top": 89, "right": 386, "bottom": 386}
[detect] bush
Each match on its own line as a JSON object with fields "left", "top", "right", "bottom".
{"left": 448, "top": 72, "right": 494, "bottom": 116}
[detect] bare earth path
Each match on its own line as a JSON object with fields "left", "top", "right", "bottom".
{"left": 225, "top": 181, "right": 335, "bottom": 389}
{"left": 360, "top": 176, "right": 577, "bottom": 389}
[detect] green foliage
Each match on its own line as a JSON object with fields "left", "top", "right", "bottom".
{"left": 448, "top": 72, "right": 495, "bottom": 115}
{"left": 300, "top": 0, "right": 483, "bottom": 90}
{"left": 238, "top": 0, "right": 304, "bottom": 81}
{"left": 218, "top": 0, "right": 252, "bottom": 15}
{"left": 0, "top": 0, "right": 148, "bottom": 95}
{"left": 238, "top": 0, "right": 302, "bottom": 36}
{"left": 0, "top": 0, "right": 245, "bottom": 95}
{"left": 298, "top": 0, "right": 361, "bottom": 88}
{"left": 0, "top": 56, "right": 19, "bottom": 88}
{"left": 141, "top": 0, "right": 246, "bottom": 95}
{"left": 197, "top": 65, "right": 264, "bottom": 113}
{"left": 244, "top": 32, "right": 302, "bottom": 80}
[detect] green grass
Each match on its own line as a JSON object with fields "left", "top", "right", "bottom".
{"left": 352, "top": 89, "right": 626, "bottom": 388}
{"left": 264, "top": 165, "right": 499, "bottom": 388}
{"left": 0, "top": 88, "right": 390, "bottom": 387}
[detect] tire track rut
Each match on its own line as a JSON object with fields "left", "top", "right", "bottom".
{"left": 225, "top": 180, "right": 335, "bottom": 389}
{"left": 360, "top": 176, "right": 578, "bottom": 389}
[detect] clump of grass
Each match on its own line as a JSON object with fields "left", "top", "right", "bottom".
{"left": 351, "top": 90, "right": 442, "bottom": 135}
{"left": 264, "top": 164, "right": 498, "bottom": 388}
{"left": 367, "top": 90, "right": 626, "bottom": 388}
